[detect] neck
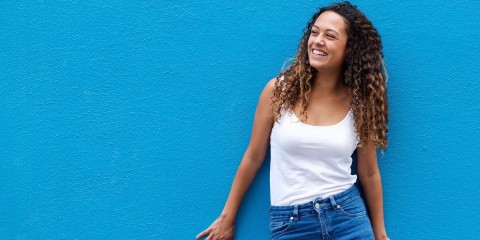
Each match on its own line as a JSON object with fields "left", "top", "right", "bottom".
{"left": 312, "top": 70, "right": 345, "bottom": 95}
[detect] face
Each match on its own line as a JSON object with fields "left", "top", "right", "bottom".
{"left": 307, "top": 11, "right": 348, "bottom": 72}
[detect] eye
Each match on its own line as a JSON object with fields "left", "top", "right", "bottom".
{"left": 310, "top": 31, "right": 318, "bottom": 35}
{"left": 326, "top": 34, "right": 336, "bottom": 39}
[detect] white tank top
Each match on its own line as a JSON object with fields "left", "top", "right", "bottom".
{"left": 269, "top": 108, "right": 359, "bottom": 206}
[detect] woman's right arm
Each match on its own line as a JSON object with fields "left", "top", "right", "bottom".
{"left": 196, "top": 78, "right": 277, "bottom": 240}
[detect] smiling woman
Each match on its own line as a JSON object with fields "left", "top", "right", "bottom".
{"left": 308, "top": 11, "right": 348, "bottom": 73}
{"left": 197, "top": 1, "right": 390, "bottom": 240}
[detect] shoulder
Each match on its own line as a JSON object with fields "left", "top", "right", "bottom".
{"left": 255, "top": 77, "right": 279, "bottom": 112}
{"left": 265, "top": 77, "right": 278, "bottom": 91}
{"left": 259, "top": 77, "right": 278, "bottom": 98}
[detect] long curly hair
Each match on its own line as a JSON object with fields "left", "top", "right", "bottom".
{"left": 271, "top": 1, "right": 389, "bottom": 150}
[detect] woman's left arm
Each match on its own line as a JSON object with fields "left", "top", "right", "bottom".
{"left": 357, "top": 143, "right": 389, "bottom": 240}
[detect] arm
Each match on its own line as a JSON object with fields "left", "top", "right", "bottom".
{"left": 196, "top": 79, "right": 276, "bottom": 240}
{"left": 356, "top": 143, "right": 389, "bottom": 240}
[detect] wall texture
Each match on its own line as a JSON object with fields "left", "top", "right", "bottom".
{"left": 1, "top": 1, "right": 479, "bottom": 239}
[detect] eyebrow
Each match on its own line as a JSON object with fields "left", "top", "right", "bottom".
{"left": 312, "top": 25, "right": 339, "bottom": 34}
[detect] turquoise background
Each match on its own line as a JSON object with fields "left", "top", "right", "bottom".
{"left": 1, "top": 1, "right": 479, "bottom": 239}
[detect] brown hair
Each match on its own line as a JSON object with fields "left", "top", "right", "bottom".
{"left": 271, "top": 1, "right": 389, "bottom": 150}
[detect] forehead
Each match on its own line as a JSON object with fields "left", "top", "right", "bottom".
{"left": 313, "top": 11, "right": 347, "bottom": 33}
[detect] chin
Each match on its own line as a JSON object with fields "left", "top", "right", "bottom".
{"left": 308, "top": 60, "right": 324, "bottom": 71}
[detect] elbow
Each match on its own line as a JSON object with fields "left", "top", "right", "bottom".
{"left": 244, "top": 144, "right": 268, "bottom": 165}
{"left": 243, "top": 150, "right": 264, "bottom": 168}
{"left": 358, "top": 169, "right": 381, "bottom": 182}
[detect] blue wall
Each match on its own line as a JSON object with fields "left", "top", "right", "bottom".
{"left": 1, "top": 1, "right": 479, "bottom": 239}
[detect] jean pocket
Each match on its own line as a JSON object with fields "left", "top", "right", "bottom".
{"left": 336, "top": 197, "right": 367, "bottom": 218}
{"left": 269, "top": 215, "right": 295, "bottom": 239}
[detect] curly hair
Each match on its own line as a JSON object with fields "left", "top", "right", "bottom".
{"left": 271, "top": 1, "right": 389, "bottom": 150}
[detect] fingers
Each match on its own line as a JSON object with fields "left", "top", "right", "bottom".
{"left": 205, "top": 230, "right": 216, "bottom": 240}
{"left": 196, "top": 228, "right": 210, "bottom": 239}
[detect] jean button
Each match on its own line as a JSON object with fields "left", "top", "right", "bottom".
{"left": 315, "top": 203, "right": 320, "bottom": 208}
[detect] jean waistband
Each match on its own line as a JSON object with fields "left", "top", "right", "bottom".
{"left": 270, "top": 185, "right": 360, "bottom": 214}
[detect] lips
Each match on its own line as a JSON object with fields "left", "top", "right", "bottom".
{"left": 312, "top": 49, "right": 327, "bottom": 56}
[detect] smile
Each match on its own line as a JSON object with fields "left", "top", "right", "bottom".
{"left": 312, "top": 49, "right": 327, "bottom": 56}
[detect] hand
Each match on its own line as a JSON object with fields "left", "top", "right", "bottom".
{"left": 196, "top": 215, "right": 235, "bottom": 240}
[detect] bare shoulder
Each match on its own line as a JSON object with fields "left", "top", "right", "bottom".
{"left": 255, "top": 77, "right": 278, "bottom": 115}
{"left": 267, "top": 77, "right": 278, "bottom": 87}
{"left": 257, "top": 77, "right": 278, "bottom": 105}
{"left": 262, "top": 77, "right": 278, "bottom": 96}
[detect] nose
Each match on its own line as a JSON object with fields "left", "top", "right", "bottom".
{"left": 313, "top": 34, "right": 326, "bottom": 45}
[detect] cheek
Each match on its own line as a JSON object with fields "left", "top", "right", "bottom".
{"left": 307, "top": 36, "right": 314, "bottom": 48}
{"left": 333, "top": 42, "right": 347, "bottom": 56}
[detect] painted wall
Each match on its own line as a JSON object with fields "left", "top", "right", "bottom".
{"left": 1, "top": 1, "right": 479, "bottom": 239}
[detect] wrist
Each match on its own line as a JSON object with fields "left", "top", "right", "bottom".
{"left": 373, "top": 224, "right": 387, "bottom": 240}
{"left": 374, "top": 234, "right": 389, "bottom": 240}
{"left": 374, "top": 229, "right": 388, "bottom": 240}
{"left": 220, "top": 212, "right": 235, "bottom": 225}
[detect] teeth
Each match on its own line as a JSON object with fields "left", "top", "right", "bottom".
{"left": 313, "top": 49, "right": 327, "bottom": 56}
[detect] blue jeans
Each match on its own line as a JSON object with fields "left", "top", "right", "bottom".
{"left": 269, "top": 185, "right": 374, "bottom": 240}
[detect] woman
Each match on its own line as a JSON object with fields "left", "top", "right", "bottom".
{"left": 197, "top": 2, "right": 389, "bottom": 239}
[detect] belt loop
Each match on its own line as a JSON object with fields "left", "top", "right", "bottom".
{"left": 329, "top": 196, "right": 340, "bottom": 209}
{"left": 293, "top": 205, "right": 299, "bottom": 221}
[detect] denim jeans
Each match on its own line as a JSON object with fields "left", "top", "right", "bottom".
{"left": 269, "top": 185, "right": 374, "bottom": 240}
